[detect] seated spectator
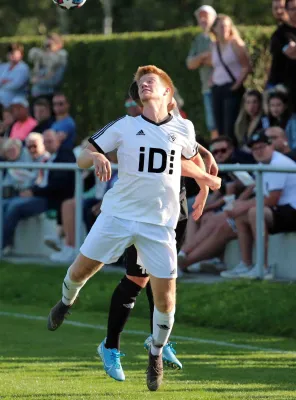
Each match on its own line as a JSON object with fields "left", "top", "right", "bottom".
{"left": 0, "top": 107, "right": 14, "bottom": 138}
{"left": 179, "top": 137, "right": 256, "bottom": 273}
{"left": 124, "top": 97, "right": 142, "bottom": 117}
{"left": 0, "top": 43, "right": 30, "bottom": 108}
{"left": 266, "top": 126, "right": 296, "bottom": 161}
{"left": 230, "top": 129, "right": 296, "bottom": 279}
{"left": 10, "top": 97, "right": 37, "bottom": 141}
{"left": 2, "top": 138, "right": 32, "bottom": 199}
{"left": 32, "top": 98, "right": 55, "bottom": 134}
{"left": 262, "top": 90, "right": 296, "bottom": 148}
{"left": 210, "top": 14, "right": 252, "bottom": 141}
{"left": 2, "top": 129, "right": 75, "bottom": 255}
{"left": 51, "top": 93, "right": 76, "bottom": 149}
{"left": 26, "top": 132, "right": 50, "bottom": 161}
{"left": 235, "top": 90, "right": 264, "bottom": 147}
{"left": 29, "top": 33, "right": 68, "bottom": 100}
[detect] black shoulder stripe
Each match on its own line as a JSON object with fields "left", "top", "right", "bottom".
{"left": 88, "top": 138, "right": 105, "bottom": 154}
{"left": 91, "top": 116, "right": 125, "bottom": 141}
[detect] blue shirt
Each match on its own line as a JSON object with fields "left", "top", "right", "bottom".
{"left": 51, "top": 116, "right": 76, "bottom": 149}
{"left": 0, "top": 61, "right": 30, "bottom": 107}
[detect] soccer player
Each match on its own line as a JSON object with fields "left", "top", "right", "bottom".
{"left": 47, "top": 65, "right": 220, "bottom": 391}
{"left": 101, "top": 81, "right": 219, "bottom": 381}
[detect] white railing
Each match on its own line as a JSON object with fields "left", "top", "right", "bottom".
{"left": 0, "top": 161, "right": 296, "bottom": 279}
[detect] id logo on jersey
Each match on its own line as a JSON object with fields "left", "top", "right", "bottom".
{"left": 138, "top": 147, "right": 175, "bottom": 175}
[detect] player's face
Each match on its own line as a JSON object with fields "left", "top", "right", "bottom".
{"left": 138, "top": 73, "right": 169, "bottom": 103}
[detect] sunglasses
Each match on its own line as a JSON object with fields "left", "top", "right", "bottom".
{"left": 53, "top": 101, "right": 66, "bottom": 106}
{"left": 27, "top": 144, "right": 37, "bottom": 149}
{"left": 212, "top": 148, "right": 228, "bottom": 156}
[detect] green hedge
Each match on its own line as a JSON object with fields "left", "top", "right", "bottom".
{"left": 0, "top": 26, "right": 274, "bottom": 141}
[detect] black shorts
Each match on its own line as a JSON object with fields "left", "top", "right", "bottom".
{"left": 269, "top": 204, "right": 296, "bottom": 234}
{"left": 125, "top": 218, "right": 188, "bottom": 277}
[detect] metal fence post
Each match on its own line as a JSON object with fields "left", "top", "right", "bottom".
{"left": 0, "top": 169, "right": 3, "bottom": 259}
{"left": 255, "top": 170, "right": 265, "bottom": 279}
{"left": 74, "top": 168, "right": 83, "bottom": 254}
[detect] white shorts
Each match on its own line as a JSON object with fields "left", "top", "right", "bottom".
{"left": 80, "top": 212, "right": 177, "bottom": 279}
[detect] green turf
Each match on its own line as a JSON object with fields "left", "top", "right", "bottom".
{"left": 1, "top": 262, "right": 296, "bottom": 399}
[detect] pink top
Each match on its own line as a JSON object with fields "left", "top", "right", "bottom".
{"left": 10, "top": 117, "right": 37, "bottom": 141}
{"left": 212, "top": 42, "right": 242, "bottom": 85}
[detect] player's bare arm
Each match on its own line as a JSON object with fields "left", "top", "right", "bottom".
{"left": 77, "top": 143, "right": 112, "bottom": 182}
{"left": 196, "top": 144, "right": 219, "bottom": 176}
{"left": 181, "top": 157, "right": 221, "bottom": 191}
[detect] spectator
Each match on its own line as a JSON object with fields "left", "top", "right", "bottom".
{"left": 231, "top": 129, "right": 296, "bottom": 279}
{"left": 2, "top": 138, "right": 32, "bottom": 199}
{"left": 10, "top": 97, "right": 37, "bottom": 141}
{"left": 32, "top": 98, "right": 55, "bottom": 134}
{"left": 211, "top": 14, "right": 252, "bottom": 141}
{"left": 263, "top": 90, "right": 292, "bottom": 129}
{"left": 235, "top": 90, "right": 264, "bottom": 147}
{"left": 178, "top": 136, "right": 255, "bottom": 273}
{"left": 29, "top": 33, "right": 68, "bottom": 100}
{"left": 2, "top": 129, "right": 75, "bottom": 255}
{"left": 0, "top": 107, "right": 14, "bottom": 138}
{"left": 186, "top": 5, "right": 217, "bottom": 139}
{"left": 272, "top": 0, "right": 289, "bottom": 23}
{"left": 265, "top": 126, "right": 296, "bottom": 161}
{"left": 267, "top": 0, "right": 296, "bottom": 111}
{"left": 25, "top": 132, "right": 50, "bottom": 162}
{"left": 124, "top": 97, "right": 142, "bottom": 117}
{"left": 0, "top": 43, "right": 30, "bottom": 108}
{"left": 51, "top": 93, "right": 76, "bottom": 149}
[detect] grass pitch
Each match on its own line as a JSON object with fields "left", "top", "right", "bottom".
{"left": 1, "top": 263, "right": 296, "bottom": 399}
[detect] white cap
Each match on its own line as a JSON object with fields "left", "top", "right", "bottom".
{"left": 194, "top": 5, "right": 217, "bottom": 17}
{"left": 11, "top": 96, "right": 29, "bottom": 108}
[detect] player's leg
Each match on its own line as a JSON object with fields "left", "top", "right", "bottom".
{"left": 105, "top": 246, "right": 149, "bottom": 351}
{"left": 135, "top": 223, "right": 177, "bottom": 391}
{"left": 48, "top": 213, "right": 133, "bottom": 332}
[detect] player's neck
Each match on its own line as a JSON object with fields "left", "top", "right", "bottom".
{"left": 142, "top": 102, "right": 169, "bottom": 124}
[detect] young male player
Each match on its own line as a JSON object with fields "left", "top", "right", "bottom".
{"left": 47, "top": 65, "right": 220, "bottom": 391}
{"left": 101, "top": 81, "right": 219, "bottom": 381}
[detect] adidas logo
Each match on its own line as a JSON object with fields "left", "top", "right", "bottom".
{"left": 136, "top": 130, "right": 145, "bottom": 135}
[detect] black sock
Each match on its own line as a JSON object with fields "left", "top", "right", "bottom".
{"left": 145, "top": 281, "right": 154, "bottom": 334}
{"left": 105, "top": 276, "right": 142, "bottom": 350}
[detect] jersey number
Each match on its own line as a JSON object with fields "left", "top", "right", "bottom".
{"left": 138, "top": 147, "right": 174, "bottom": 175}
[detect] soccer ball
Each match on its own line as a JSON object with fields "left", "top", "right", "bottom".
{"left": 52, "top": 0, "right": 87, "bottom": 10}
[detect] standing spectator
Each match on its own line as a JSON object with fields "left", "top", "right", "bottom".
{"left": 268, "top": 0, "right": 296, "bottom": 111}
{"left": 9, "top": 97, "right": 37, "bottom": 141}
{"left": 186, "top": 5, "right": 217, "bottom": 139}
{"left": 2, "top": 129, "right": 75, "bottom": 254}
{"left": 0, "top": 43, "right": 30, "bottom": 108}
{"left": 29, "top": 33, "right": 68, "bottom": 101}
{"left": 272, "top": 0, "right": 289, "bottom": 23}
{"left": 232, "top": 130, "right": 296, "bottom": 279}
{"left": 266, "top": 126, "right": 296, "bottom": 160}
{"left": 51, "top": 93, "right": 76, "bottom": 150}
{"left": 211, "top": 14, "right": 252, "bottom": 141}
{"left": 235, "top": 90, "right": 264, "bottom": 147}
{"left": 32, "top": 98, "right": 55, "bottom": 134}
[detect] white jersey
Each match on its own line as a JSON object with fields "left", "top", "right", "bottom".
{"left": 89, "top": 114, "right": 198, "bottom": 228}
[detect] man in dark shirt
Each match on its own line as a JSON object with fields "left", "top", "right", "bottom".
{"left": 268, "top": 0, "right": 296, "bottom": 111}
{"left": 32, "top": 98, "right": 55, "bottom": 134}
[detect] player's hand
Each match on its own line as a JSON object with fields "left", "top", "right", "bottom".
{"left": 191, "top": 189, "right": 208, "bottom": 221}
{"left": 204, "top": 152, "right": 219, "bottom": 176}
{"left": 91, "top": 152, "right": 112, "bottom": 182}
{"left": 167, "top": 98, "right": 177, "bottom": 113}
{"left": 208, "top": 175, "right": 221, "bottom": 191}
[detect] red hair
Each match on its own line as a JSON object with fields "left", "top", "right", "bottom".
{"left": 134, "top": 65, "right": 175, "bottom": 97}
